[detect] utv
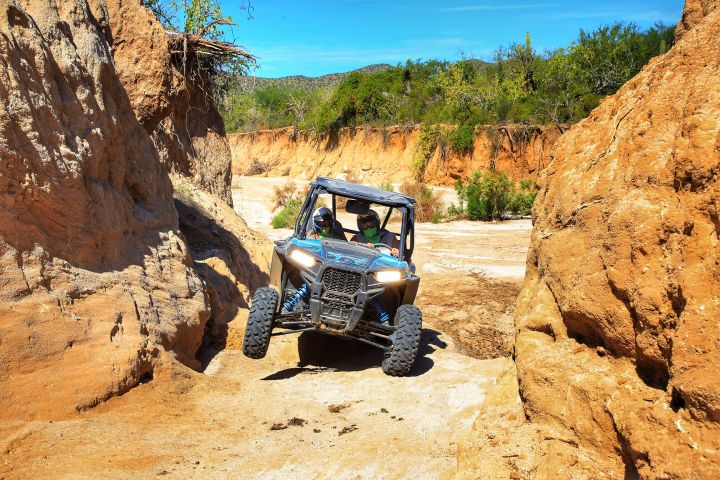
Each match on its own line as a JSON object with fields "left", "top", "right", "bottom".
{"left": 243, "top": 177, "right": 422, "bottom": 376}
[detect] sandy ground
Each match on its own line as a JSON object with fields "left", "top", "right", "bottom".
{"left": 1, "top": 177, "right": 531, "bottom": 480}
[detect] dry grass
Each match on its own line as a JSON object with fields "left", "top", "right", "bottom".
{"left": 272, "top": 181, "right": 302, "bottom": 210}
{"left": 400, "top": 181, "right": 443, "bottom": 223}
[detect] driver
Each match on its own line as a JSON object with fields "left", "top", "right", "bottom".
{"left": 308, "top": 207, "right": 346, "bottom": 240}
{"left": 351, "top": 209, "right": 400, "bottom": 257}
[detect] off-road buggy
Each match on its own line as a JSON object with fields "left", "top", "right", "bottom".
{"left": 243, "top": 177, "right": 422, "bottom": 376}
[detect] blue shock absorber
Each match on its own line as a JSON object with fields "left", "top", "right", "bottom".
{"left": 370, "top": 298, "right": 390, "bottom": 325}
{"left": 283, "top": 283, "right": 310, "bottom": 311}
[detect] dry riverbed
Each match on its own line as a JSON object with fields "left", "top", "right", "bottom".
{"left": 1, "top": 177, "right": 531, "bottom": 480}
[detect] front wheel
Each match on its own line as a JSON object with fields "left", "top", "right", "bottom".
{"left": 243, "top": 287, "right": 279, "bottom": 359}
{"left": 382, "top": 305, "right": 422, "bottom": 376}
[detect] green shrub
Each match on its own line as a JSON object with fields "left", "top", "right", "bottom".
{"left": 413, "top": 125, "right": 444, "bottom": 181}
{"left": 507, "top": 179, "right": 538, "bottom": 216}
{"left": 270, "top": 181, "right": 307, "bottom": 229}
{"left": 430, "top": 211, "right": 445, "bottom": 224}
{"left": 446, "top": 202, "right": 465, "bottom": 220}
{"left": 448, "top": 124, "right": 475, "bottom": 153}
{"left": 519, "top": 179, "right": 533, "bottom": 190}
{"left": 377, "top": 181, "right": 394, "bottom": 192}
{"left": 456, "top": 171, "right": 513, "bottom": 221}
{"left": 271, "top": 198, "right": 303, "bottom": 229}
{"left": 456, "top": 173, "right": 539, "bottom": 220}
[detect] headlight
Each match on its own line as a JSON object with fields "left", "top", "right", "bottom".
{"left": 376, "top": 270, "right": 403, "bottom": 283}
{"left": 290, "top": 249, "right": 316, "bottom": 268}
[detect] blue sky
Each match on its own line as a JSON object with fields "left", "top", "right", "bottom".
{"left": 221, "top": 1, "right": 684, "bottom": 78}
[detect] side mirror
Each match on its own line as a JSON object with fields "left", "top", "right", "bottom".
{"left": 345, "top": 199, "right": 370, "bottom": 215}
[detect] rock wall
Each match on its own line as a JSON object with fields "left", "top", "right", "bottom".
{"left": 103, "top": 0, "right": 234, "bottom": 205}
{"left": 458, "top": 2, "right": 720, "bottom": 478}
{"left": 675, "top": 0, "right": 718, "bottom": 39}
{"left": 171, "top": 175, "right": 271, "bottom": 365}
{"left": 229, "top": 124, "right": 562, "bottom": 186}
{"left": 0, "top": 0, "right": 211, "bottom": 419}
{"left": 100, "top": 1, "right": 268, "bottom": 355}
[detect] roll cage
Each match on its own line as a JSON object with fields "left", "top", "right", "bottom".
{"left": 293, "top": 177, "right": 417, "bottom": 261}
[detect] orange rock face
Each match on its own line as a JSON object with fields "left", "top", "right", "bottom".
{"left": 0, "top": 0, "right": 209, "bottom": 419}
{"left": 171, "top": 175, "right": 271, "bottom": 364}
{"left": 460, "top": 2, "right": 720, "bottom": 478}
{"left": 103, "top": 0, "right": 234, "bottom": 205}
{"left": 228, "top": 124, "right": 562, "bottom": 186}
{"left": 675, "top": 0, "right": 718, "bottom": 39}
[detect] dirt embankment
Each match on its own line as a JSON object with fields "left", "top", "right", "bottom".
{"left": 229, "top": 124, "right": 563, "bottom": 186}
{"left": 457, "top": 2, "right": 720, "bottom": 478}
{"left": 104, "top": 1, "right": 269, "bottom": 366}
{"left": 107, "top": 0, "right": 235, "bottom": 205}
{"left": 0, "top": 0, "right": 267, "bottom": 421}
{"left": 0, "top": 0, "right": 211, "bottom": 419}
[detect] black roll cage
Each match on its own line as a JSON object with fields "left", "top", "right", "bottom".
{"left": 293, "top": 184, "right": 416, "bottom": 261}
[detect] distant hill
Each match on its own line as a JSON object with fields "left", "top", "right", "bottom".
{"left": 235, "top": 64, "right": 393, "bottom": 91}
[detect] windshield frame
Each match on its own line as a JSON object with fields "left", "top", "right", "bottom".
{"left": 295, "top": 185, "right": 415, "bottom": 261}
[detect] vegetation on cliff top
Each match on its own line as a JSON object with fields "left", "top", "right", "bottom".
{"left": 143, "top": 0, "right": 255, "bottom": 95}
{"left": 220, "top": 22, "right": 674, "bottom": 133}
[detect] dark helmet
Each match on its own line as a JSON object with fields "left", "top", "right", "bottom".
{"left": 357, "top": 209, "right": 380, "bottom": 231}
{"left": 312, "top": 207, "right": 334, "bottom": 231}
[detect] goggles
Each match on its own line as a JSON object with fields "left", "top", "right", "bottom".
{"left": 313, "top": 214, "right": 331, "bottom": 228}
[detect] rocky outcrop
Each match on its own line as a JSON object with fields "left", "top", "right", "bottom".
{"left": 171, "top": 175, "right": 271, "bottom": 365}
{"left": 0, "top": 0, "right": 210, "bottom": 420}
{"left": 675, "top": 0, "right": 718, "bottom": 39}
{"left": 229, "top": 124, "right": 562, "bottom": 186}
{"left": 101, "top": 1, "right": 267, "bottom": 355}
{"left": 458, "top": 2, "right": 720, "bottom": 478}
{"left": 103, "top": 0, "right": 234, "bottom": 205}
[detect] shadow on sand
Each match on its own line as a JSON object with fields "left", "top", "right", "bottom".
{"left": 261, "top": 328, "right": 446, "bottom": 380}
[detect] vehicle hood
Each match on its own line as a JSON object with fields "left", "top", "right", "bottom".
{"left": 289, "top": 238, "right": 407, "bottom": 270}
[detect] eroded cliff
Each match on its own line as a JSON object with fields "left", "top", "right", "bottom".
{"left": 229, "top": 124, "right": 562, "bottom": 186}
{"left": 0, "top": 0, "right": 211, "bottom": 419}
{"left": 457, "top": 2, "right": 720, "bottom": 478}
{"left": 104, "top": 0, "right": 235, "bottom": 205}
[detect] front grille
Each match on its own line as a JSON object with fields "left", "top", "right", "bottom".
{"left": 324, "top": 291, "right": 350, "bottom": 302}
{"left": 321, "top": 268, "right": 361, "bottom": 297}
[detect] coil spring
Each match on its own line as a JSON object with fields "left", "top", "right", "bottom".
{"left": 370, "top": 297, "right": 390, "bottom": 325}
{"left": 283, "top": 283, "right": 310, "bottom": 311}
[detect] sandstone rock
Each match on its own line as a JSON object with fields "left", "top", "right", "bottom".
{"left": 460, "top": 2, "right": 720, "bottom": 478}
{"left": 228, "top": 124, "right": 562, "bottom": 186}
{"left": 455, "top": 362, "right": 528, "bottom": 479}
{"left": 171, "top": 175, "right": 271, "bottom": 364}
{"left": 675, "top": 0, "right": 718, "bottom": 39}
{"left": 103, "top": 0, "right": 234, "bottom": 205}
{"left": 0, "top": 0, "right": 209, "bottom": 420}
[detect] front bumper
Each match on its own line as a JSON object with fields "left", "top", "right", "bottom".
{"left": 298, "top": 264, "right": 385, "bottom": 333}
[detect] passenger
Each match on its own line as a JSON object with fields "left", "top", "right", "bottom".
{"left": 308, "top": 207, "right": 346, "bottom": 240}
{"left": 351, "top": 209, "right": 400, "bottom": 257}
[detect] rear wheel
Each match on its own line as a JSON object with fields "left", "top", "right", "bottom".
{"left": 382, "top": 305, "right": 422, "bottom": 376}
{"left": 243, "top": 287, "right": 279, "bottom": 359}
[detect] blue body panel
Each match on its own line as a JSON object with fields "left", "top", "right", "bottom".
{"left": 289, "top": 238, "right": 407, "bottom": 271}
